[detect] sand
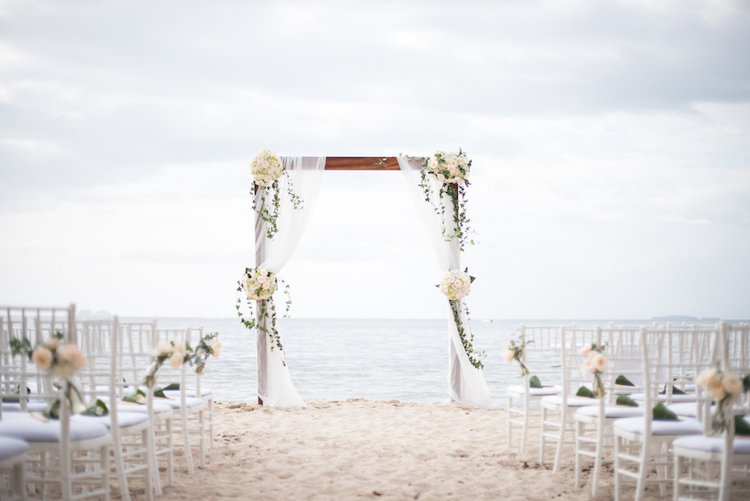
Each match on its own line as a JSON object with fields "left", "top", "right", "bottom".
{"left": 155, "top": 399, "right": 657, "bottom": 501}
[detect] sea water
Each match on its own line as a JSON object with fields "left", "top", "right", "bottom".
{"left": 134, "top": 317, "right": 730, "bottom": 406}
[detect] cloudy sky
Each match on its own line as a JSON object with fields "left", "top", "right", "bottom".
{"left": 1, "top": 0, "right": 748, "bottom": 320}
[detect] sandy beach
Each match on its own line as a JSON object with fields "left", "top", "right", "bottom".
{"left": 155, "top": 399, "right": 655, "bottom": 501}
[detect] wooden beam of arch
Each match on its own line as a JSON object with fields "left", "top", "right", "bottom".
{"left": 324, "top": 156, "right": 400, "bottom": 170}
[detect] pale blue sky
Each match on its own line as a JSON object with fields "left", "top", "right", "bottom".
{"left": 1, "top": 0, "right": 749, "bottom": 319}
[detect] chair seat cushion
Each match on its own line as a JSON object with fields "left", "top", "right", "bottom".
{"left": 72, "top": 412, "right": 149, "bottom": 430}
{"left": 542, "top": 395, "right": 598, "bottom": 408}
{"left": 0, "top": 413, "right": 109, "bottom": 443}
{"left": 154, "top": 396, "right": 205, "bottom": 410}
{"left": 507, "top": 385, "right": 558, "bottom": 396}
{"left": 613, "top": 416, "right": 703, "bottom": 436}
{"left": 0, "top": 436, "right": 29, "bottom": 460}
{"left": 673, "top": 435, "right": 750, "bottom": 455}
{"left": 668, "top": 402, "right": 698, "bottom": 418}
{"left": 101, "top": 397, "right": 173, "bottom": 416}
{"left": 2, "top": 401, "right": 49, "bottom": 413}
{"left": 576, "top": 405, "right": 644, "bottom": 419}
{"left": 630, "top": 392, "right": 697, "bottom": 403}
{"left": 163, "top": 388, "right": 213, "bottom": 399}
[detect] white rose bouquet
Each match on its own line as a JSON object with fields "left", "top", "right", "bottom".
{"left": 580, "top": 343, "right": 606, "bottom": 398}
{"left": 437, "top": 268, "right": 485, "bottom": 370}
{"left": 236, "top": 266, "right": 292, "bottom": 354}
{"left": 30, "top": 333, "right": 89, "bottom": 417}
{"left": 696, "top": 366, "right": 745, "bottom": 434}
{"left": 251, "top": 149, "right": 304, "bottom": 239}
{"left": 439, "top": 269, "right": 473, "bottom": 301}
{"left": 418, "top": 149, "right": 474, "bottom": 250}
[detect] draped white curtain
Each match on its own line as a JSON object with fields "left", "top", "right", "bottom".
{"left": 254, "top": 156, "right": 325, "bottom": 407}
{"left": 398, "top": 156, "right": 492, "bottom": 408}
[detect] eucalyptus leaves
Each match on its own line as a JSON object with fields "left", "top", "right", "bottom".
{"left": 251, "top": 149, "right": 303, "bottom": 239}
{"left": 236, "top": 266, "right": 292, "bottom": 355}
{"left": 419, "top": 150, "right": 474, "bottom": 251}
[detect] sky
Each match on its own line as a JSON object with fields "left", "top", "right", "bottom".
{"left": 0, "top": 0, "right": 749, "bottom": 320}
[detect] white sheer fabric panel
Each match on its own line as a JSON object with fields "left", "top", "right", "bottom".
{"left": 254, "top": 156, "right": 325, "bottom": 407}
{"left": 398, "top": 156, "right": 492, "bottom": 408}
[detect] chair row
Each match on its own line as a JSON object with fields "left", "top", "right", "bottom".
{"left": 0, "top": 304, "right": 217, "bottom": 501}
{"left": 506, "top": 322, "right": 750, "bottom": 500}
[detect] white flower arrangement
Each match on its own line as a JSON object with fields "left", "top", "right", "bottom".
{"left": 243, "top": 267, "right": 277, "bottom": 300}
{"left": 251, "top": 149, "right": 284, "bottom": 187}
{"left": 439, "top": 269, "right": 473, "bottom": 301}
{"left": 418, "top": 149, "right": 475, "bottom": 251}
{"left": 505, "top": 336, "right": 531, "bottom": 376}
{"left": 437, "top": 268, "right": 485, "bottom": 370}
{"left": 142, "top": 331, "right": 222, "bottom": 389}
{"left": 425, "top": 150, "right": 470, "bottom": 184}
{"left": 696, "top": 366, "right": 745, "bottom": 434}
{"left": 251, "top": 149, "right": 303, "bottom": 239}
{"left": 236, "top": 266, "right": 292, "bottom": 355}
{"left": 27, "top": 333, "right": 94, "bottom": 417}
{"left": 580, "top": 343, "right": 606, "bottom": 398}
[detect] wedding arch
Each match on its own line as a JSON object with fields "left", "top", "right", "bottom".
{"left": 238, "top": 154, "right": 492, "bottom": 408}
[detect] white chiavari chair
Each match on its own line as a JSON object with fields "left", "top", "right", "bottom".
{"left": 673, "top": 322, "right": 750, "bottom": 501}
{"left": 74, "top": 318, "right": 154, "bottom": 501}
{"left": 613, "top": 326, "right": 705, "bottom": 501}
{"left": 152, "top": 327, "right": 206, "bottom": 475}
{"left": 0, "top": 305, "right": 112, "bottom": 501}
{"left": 574, "top": 325, "right": 644, "bottom": 496}
{"left": 118, "top": 320, "right": 174, "bottom": 495}
{"left": 539, "top": 325, "right": 600, "bottom": 473}
{"left": 505, "top": 325, "right": 564, "bottom": 456}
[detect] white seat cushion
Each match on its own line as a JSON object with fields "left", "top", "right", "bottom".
{"left": 156, "top": 396, "right": 205, "bottom": 410}
{"left": 0, "top": 436, "right": 29, "bottom": 460}
{"left": 0, "top": 413, "right": 109, "bottom": 442}
{"left": 542, "top": 395, "right": 598, "bottom": 408}
{"left": 631, "top": 392, "right": 697, "bottom": 403}
{"left": 2, "top": 401, "right": 49, "bottom": 413}
{"left": 72, "top": 412, "right": 149, "bottom": 430}
{"left": 163, "top": 388, "right": 213, "bottom": 399}
{"left": 613, "top": 416, "right": 703, "bottom": 436}
{"left": 101, "top": 397, "right": 173, "bottom": 416}
{"left": 576, "top": 405, "right": 644, "bottom": 419}
{"left": 668, "top": 402, "right": 698, "bottom": 418}
{"left": 674, "top": 435, "right": 750, "bottom": 455}
{"left": 506, "top": 385, "right": 558, "bottom": 396}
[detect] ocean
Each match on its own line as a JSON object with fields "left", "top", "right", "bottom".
{"left": 142, "top": 317, "right": 730, "bottom": 406}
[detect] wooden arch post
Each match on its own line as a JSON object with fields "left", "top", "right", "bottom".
{"left": 255, "top": 156, "right": 400, "bottom": 405}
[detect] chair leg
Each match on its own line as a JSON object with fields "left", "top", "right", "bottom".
{"left": 112, "top": 433, "right": 130, "bottom": 501}
{"left": 13, "top": 460, "right": 27, "bottom": 501}
{"left": 181, "top": 412, "right": 194, "bottom": 474}
{"left": 635, "top": 440, "right": 648, "bottom": 501}
{"left": 553, "top": 407, "right": 566, "bottom": 474}
{"left": 592, "top": 417, "right": 604, "bottom": 496}
{"left": 614, "top": 435, "right": 621, "bottom": 501}
{"left": 506, "top": 394, "right": 512, "bottom": 448}
{"left": 521, "top": 393, "right": 529, "bottom": 456}
{"left": 573, "top": 420, "right": 583, "bottom": 488}
{"left": 539, "top": 406, "right": 547, "bottom": 465}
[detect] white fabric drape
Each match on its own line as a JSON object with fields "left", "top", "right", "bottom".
{"left": 398, "top": 156, "right": 492, "bottom": 408}
{"left": 254, "top": 156, "right": 325, "bottom": 407}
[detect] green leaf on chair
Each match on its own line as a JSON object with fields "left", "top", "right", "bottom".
{"left": 659, "top": 385, "right": 686, "bottom": 395}
{"left": 82, "top": 399, "right": 109, "bottom": 416}
{"left": 153, "top": 387, "right": 167, "bottom": 398}
{"left": 123, "top": 389, "right": 146, "bottom": 404}
{"left": 43, "top": 399, "right": 61, "bottom": 419}
{"left": 163, "top": 383, "right": 180, "bottom": 391}
{"left": 616, "top": 395, "right": 639, "bottom": 407}
{"left": 652, "top": 402, "right": 679, "bottom": 421}
{"left": 615, "top": 375, "right": 635, "bottom": 386}
{"left": 742, "top": 375, "right": 750, "bottom": 393}
{"left": 576, "top": 386, "right": 595, "bottom": 398}
{"left": 529, "top": 375, "right": 542, "bottom": 388}
{"left": 735, "top": 416, "right": 750, "bottom": 436}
